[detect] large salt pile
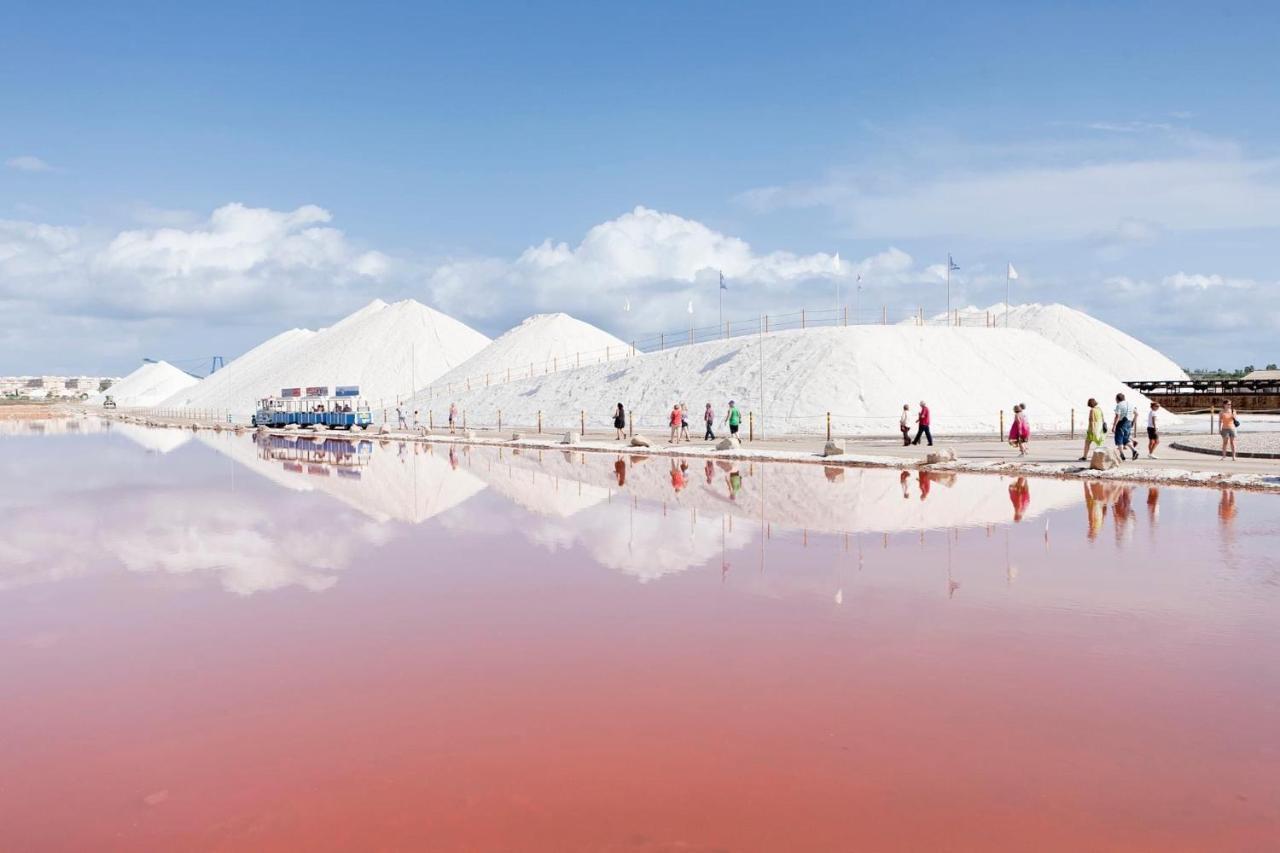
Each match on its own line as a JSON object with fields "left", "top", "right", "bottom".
{"left": 928, "top": 303, "right": 1187, "bottom": 381}
{"left": 158, "top": 299, "right": 489, "bottom": 417}
{"left": 408, "top": 325, "right": 1155, "bottom": 436}
{"left": 423, "top": 313, "right": 630, "bottom": 397}
{"left": 87, "top": 360, "right": 198, "bottom": 408}
{"left": 160, "top": 327, "right": 316, "bottom": 409}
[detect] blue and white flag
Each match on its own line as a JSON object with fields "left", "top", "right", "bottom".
{"left": 948, "top": 254, "right": 960, "bottom": 272}
{"left": 719, "top": 270, "right": 727, "bottom": 291}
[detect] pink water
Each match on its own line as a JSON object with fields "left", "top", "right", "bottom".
{"left": 1, "top": 422, "right": 1278, "bottom": 851}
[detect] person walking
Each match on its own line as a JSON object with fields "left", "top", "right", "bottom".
{"left": 703, "top": 403, "right": 716, "bottom": 441}
{"left": 679, "top": 402, "right": 691, "bottom": 442}
{"left": 669, "top": 403, "right": 682, "bottom": 444}
{"left": 396, "top": 405, "right": 407, "bottom": 430}
{"left": 911, "top": 400, "right": 933, "bottom": 446}
{"left": 613, "top": 403, "right": 626, "bottom": 440}
{"left": 1009, "top": 404, "right": 1029, "bottom": 456}
{"left": 1146, "top": 402, "right": 1161, "bottom": 459}
{"left": 448, "top": 402, "right": 458, "bottom": 435}
{"left": 1219, "top": 400, "right": 1238, "bottom": 460}
{"left": 724, "top": 400, "right": 742, "bottom": 438}
{"left": 1080, "top": 397, "right": 1105, "bottom": 461}
{"left": 899, "top": 404, "right": 911, "bottom": 446}
{"left": 1112, "top": 393, "right": 1137, "bottom": 461}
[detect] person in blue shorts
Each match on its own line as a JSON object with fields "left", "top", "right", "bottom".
{"left": 1112, "top": 392, "right": 1138, "bottom": 461}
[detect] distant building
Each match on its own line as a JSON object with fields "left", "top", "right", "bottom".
{"left": 1243, "top": 369, "right": 1280, "bottom": 381}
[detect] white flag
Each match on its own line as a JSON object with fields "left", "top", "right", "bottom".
{"left": 1007, "top": 263, "right": 1019, "bottom": 280}
{"left": 834, "top": 251, "right": 841, "bottom": 272}
{"left": 687, "top": 300, "right": 694, "bottom": 314}
{"left": 624, "top": 298, "right": 631, "bottom": 312}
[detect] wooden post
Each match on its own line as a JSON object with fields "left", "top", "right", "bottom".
{"left": 498, "top": 409, "right": 502, "bottom": 431}
{"left": 842, "top": 305, "right": 847, "bottom": 326}
{"left": 629, "top": 408, "right": 634, "bottom": 438}
{"left": 429, "top": 410, "right": 434, "bottom": 430}
{"left": 538, "top": 410, "right": 542, "bottom": 434}
{"left": 826, "top": 411, "right": 831, "bottom": 441}
{"left": 580, "top": 409, "right": 585, "bottom": 436}
{"left": 1000, "top": 409, "right": 1004, "bottom": 438}
{"left": 801, "top": 309, "right": 806, "bottom": 329}
{"left": 1071, "top": 408, "right": 1075, "bottom": 438}
{"left": 765, "top": 315, "right": 769, "bottom": 333}
{"left": 463, "top": 410, "right": 467, "bottom": 430}
{"left": 1209, "top": 404, "right": 1214, "bottom": 435}
{"left": 660, "top": 333, "right": 664, "bottom": 351}
{"left": 749, "top": 411, "right": 754, "bottom": 441}
{"left": 882, "top": 305, "right": 887, "bottom": 325}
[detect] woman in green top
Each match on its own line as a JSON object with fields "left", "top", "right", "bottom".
{"left": 1079, "top": 397, "right": 1105, "bottom": 461}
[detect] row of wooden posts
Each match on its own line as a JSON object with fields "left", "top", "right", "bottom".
{"left": 389, "top": 409, "right": 1087, "bottom": 442}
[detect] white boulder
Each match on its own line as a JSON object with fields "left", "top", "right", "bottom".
{"left": 1090, "top": 448, "right": 1121, "bottom": 470}
{"left": 715, "top": 437, "right": 741, "bottom": 451}
{"left": 822, "top": 440, "right": 844, "bottom": 457}
{"left": 630, "top": 435, "right": 652, "bottom": 447}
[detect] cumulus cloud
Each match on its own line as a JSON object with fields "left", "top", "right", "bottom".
{"left": 427, "top": 206, "right": 921, "bottom": 332}
{"left": 5, "top": 154, "right": 53, "bottom": 172}
{"left": 0, "top": 202, "right": 390, "bottom": 321}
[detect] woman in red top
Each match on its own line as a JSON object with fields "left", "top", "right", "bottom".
{"left": 669, "top": 404, "right": 682, "bottom": 444}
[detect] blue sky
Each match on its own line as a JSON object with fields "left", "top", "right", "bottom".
{"left": 3, "top": 1, "right": 1279, "bottom": 375}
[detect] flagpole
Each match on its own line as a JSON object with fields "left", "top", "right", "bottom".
{"left": 718, "top": 270, "right": 723, "bottom": 329}
{"left": 1005, "top": 264, "right": 1010, "bottom": 328}
{"left": 946, "top": 256, "right": 951, "bottom": 320}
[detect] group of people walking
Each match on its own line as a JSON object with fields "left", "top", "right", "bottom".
{"left": 1081, "top": 392, "right": 1167, "bottom": 462}
{"left": 898, "top": 401, "right": 933, "bottom": 446}
{"left": 652, "top": 401, "right": 742, "bottom": 443}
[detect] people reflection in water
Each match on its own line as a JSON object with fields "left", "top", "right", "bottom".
{"left": 1084, "top": 482, "right": 1107, "bottom": 541}
{"left": 1218, "top": 489, "right": 1237, "bottom": 527}
{"left": 899, "top": 470, "right": 911, "bottom": 500}
{"left": 918, "top": 470, "right": 933, "bottom": 501}
{"left": 448, "top": 446, "right": 458, "bottom": 470}
{"left": 614, "top": 458, "right": 626, "bottom": 487}
{"left": 1147, "top": 487, "right": 1159, "bottom": 524}
{"left": 1008, "top": 477, "right": 1031, "bottom": 522}
{"left": 704, "top": 460, "right": 714, "bottom": 485}
{"left": 670, "top": 460, "right": 687, "bottom": 493}
{"left": 1112, "top": 486, "right": 1134, "bottom": 544}
{"left": 727, "top": 468, "right": 743, "bottom": 502}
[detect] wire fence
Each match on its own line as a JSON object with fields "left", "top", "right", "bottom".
{"left": 418, "top": 304, "right": 1010, "bottom": 401}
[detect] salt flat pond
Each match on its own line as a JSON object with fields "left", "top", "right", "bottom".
{"left": 2, "top": 418, "right": 1278, "bottom": 851}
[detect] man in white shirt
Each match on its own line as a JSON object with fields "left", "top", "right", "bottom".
{"left": 1147, "top": 402, "right": 1161, "bottom": 459}
{"left": 1112, "top": 393, "right": 1139, "bottom": 461}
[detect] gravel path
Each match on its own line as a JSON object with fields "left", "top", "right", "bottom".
{"left": 1170, "top": 432, "right": 1280, "bottom": 459}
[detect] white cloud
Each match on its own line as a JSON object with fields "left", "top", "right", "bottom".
{"left": 427, "top": 206, "right": 920, "bottom": 331}
{"left": 1162, "top": 272, "right": 1255, "bottom": 291}
{"left": 5, "top": 155, "right": 53, "bottom": 172}
{"left": 0, "top": 202, "right": 389, "bottom": 320}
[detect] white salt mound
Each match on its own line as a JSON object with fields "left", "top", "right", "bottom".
{"left": 88, "top": 361, "right": 198, "bottom": 408}
{"left": 409, "top": 325, "right": 1157, "bottom": 436}
{"left": 161, "top": 327, "right": 316, "bottom": 409}
{"left": 422, "top": 313, "right": 629, "bottom": 396}
{"left": 929, "top": 303, "right": 1187, "bottom": 381}
{"left": 157, "top": 299, "right": 490, "bottom": 416}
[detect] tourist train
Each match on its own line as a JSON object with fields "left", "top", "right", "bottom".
{"left": 252, "top": 385, "right": 374, "bottom": 430}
